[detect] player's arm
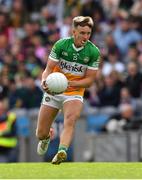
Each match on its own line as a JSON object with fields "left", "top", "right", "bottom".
{"left": 41, "top": 39, "right": 62, "bottom": 92}
{"left": 41, "top": 59, "right": 58, "bottom": 92}
{"left": 42, "top": 59, "right": 58, "bottom": 82}
{"left": 68, "top": 69, "right": 98, "bottom": 88}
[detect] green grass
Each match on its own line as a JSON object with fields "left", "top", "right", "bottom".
{"left": 0, "top": 162, "right": 142, "bottom": 179}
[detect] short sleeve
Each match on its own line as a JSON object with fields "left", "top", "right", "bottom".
{"left": 49, "top": 40, "right": 62, "bottom": 62}
{"left": 88, "top": 47, "right": 100, "bottom": 70}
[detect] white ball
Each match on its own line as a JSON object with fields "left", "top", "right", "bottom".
{"left": 46, "top": 72, "right": 68, "bottom": 94}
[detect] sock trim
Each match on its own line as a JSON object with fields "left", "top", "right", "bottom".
{"left": 39, "top": 135, "right": 50, "bottom": 141}
{"left": 58, "top": 144, "right": 68, "bottom": 152}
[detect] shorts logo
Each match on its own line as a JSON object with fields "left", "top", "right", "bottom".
{"left": 45, "top": 96, "right": 51, "bottom": 102}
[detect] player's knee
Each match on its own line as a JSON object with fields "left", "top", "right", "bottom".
{"left": 70, "top": 112, "right": 80, "bottom": 121}
{"left": 65, "top": 113, "right": 80, "bottom": 127}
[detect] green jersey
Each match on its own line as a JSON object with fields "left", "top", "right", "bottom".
{"left": 49, "top": 37, "right": 100, "bottom": 96}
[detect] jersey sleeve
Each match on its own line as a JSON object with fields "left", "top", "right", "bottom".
{"left": 88, "top": 46, "right": 100, "bottom": 70}
{"left": 49, "top": 39, "right": 63, "bottom": 62}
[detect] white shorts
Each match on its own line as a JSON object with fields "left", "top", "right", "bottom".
{"left": 42, "top": 93, "right": 84, "bottom": 109}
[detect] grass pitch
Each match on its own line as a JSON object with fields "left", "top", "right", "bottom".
{"left": 0, "top": 162, "right": 142, "bottom": 179}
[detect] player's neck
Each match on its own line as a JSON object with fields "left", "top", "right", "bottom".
{"left": 72, "top": 36, "right": 81, "bottom": 48}
{"left": 73, "top": 40, "right": 83, "bottom": 48}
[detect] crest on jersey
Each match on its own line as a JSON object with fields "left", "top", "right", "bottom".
{"left": 83, "top": 57, "right": 89, "bottom": 63}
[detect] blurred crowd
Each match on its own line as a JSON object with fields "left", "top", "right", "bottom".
{"left": 0, "top": 0, "right": 142, "bottom": 128}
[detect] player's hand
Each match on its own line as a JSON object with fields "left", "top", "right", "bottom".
{"left": 41, "top": 80, "right": 48, "bottom": 92}
{"left": 41, "top": 80, "right": 56, "bottom": 96}
{"left": 68, "top": 80, "right": 76, "bottom": 87}
{"left": 49, "top": 127, "right": 54, "bottom": 140}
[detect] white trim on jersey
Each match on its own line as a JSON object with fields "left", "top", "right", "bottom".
{"left": 49, "top": 56, "right": 59, "bottom": 62}
{"left": 72, "top": 44, "right": 84, "bottom": 52}
{"left": 87, "top": 66, "right": 99, "bottom": 70}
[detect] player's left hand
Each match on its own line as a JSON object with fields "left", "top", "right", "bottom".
{"left": 49, "top": 127, "right": 54, "bottom": 140}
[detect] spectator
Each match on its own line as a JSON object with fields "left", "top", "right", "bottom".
{"left": 44, "top": 15, "right": 60, "bottom": 45}
{"left": 125, "top": 62, "right": 142, "bottom": 98}
{"left": 103, "top": 33, "right": 119, "bottom": 58}
{"left": 102, "top": 49, "right": 125, "bottom": 76}
{"left": 30, "top": 35, "right": 47, "bottom": 66}
{"left": 64, "top": 0, "right": 80, "bottom": 18}
{"left": 113, "top": 17, "right": 141, "bottom": 56}
{"left": 9, "top": 0, "right": 29, "bottom": 28}
{"left": 0, "top": 0, "right": 12, "bottom": 12}
{"left": 59, "top": 16, "right": 72, "bottom": 38}
{"left": 24, "top": 45, "right": 42, "bottom": 75}
{"left": 0, "top": 12, "right": 10, "bottom": 40}
{"left": 81, "top": 0, "right": 104, "bottom": 20}
{"left": 85, "top": 83, "right": 100, "bottom": 108}
{"left": 118, "top": 0, "right": 134, "bottom": 10}
{"left": 105, "top": 104, "right": 135, "bottom": 133}
{"left": 124, "top": 43, "right": 139, "bottom": 65}
{"left": 0, "top": 100, "right": 18, "bottom": 162}
{"left": 2, "top": 52, "right": 17, "bottom": 80}
{"left": 24, "top": 73, "right": 43, "bottom": 109}
{"left": 130, "top": 0, "right": 142, "bottom": 17}
{"left": 102, "top": 0, "right": 120, "bottom": 19}
{"left": 97, "top": 72, "right": 123, "bottom": 107}
{"left": 22, "top": 21, "right": 37, "bottom": 52}
{"left": 8, "top": 79, "right": 19, "bottom": 109}
{"left": 138, "top": 53, "right": 142, "bottom": 73}
{"left": 11, "top": 73, "right": 29, "bottom": 108}
{"left": 120, "top": 87, "right": 137, "bottom": 109}
{"left": 0, "top": 70, "right": 9, "bottom": 100}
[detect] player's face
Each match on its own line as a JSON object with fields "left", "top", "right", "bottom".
{"left": 73, "top": 25, "right": 92, "bottom": 47}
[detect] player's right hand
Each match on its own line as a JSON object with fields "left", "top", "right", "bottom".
{"left": 41, "top": 80, "right": 48, "bottom": 92}
{"left": 41, "top": 80, "right": 56, "bottom": 96}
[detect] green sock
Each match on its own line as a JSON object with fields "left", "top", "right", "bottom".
{"left": 58, "top": 145, "right": 68, "bottom": 152}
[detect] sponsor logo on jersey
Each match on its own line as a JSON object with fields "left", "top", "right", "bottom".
{"left": 59, "top": 59, "right": 86, "bottom": 75}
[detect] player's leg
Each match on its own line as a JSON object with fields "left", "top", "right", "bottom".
{"left": 36, "top": 93, "right": 61, "bottom": 155}
{"left": 52, "top": 99, "right": 83, "bottom": 164}
{"left": 36, "top": 103, "right": 59, "bottom": 155}
{"left": 36, "top": 104, "right": 59, "bottom": 139}
{"left": 36, "top": 104, "right": 59, "bottom": 155}
{"left": 61, "top": 100, "right": 83, "bottom": 147}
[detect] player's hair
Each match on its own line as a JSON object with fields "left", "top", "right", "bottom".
{"left": 72, "top": 16, "right": 94, "bottom": 29}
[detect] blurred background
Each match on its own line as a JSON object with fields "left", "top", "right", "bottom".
{"left": 0, "top": 0, "right": 142, "bottom": 163}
